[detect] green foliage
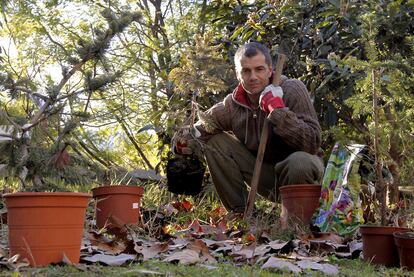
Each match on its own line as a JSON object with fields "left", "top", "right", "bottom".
{"left": 168, "top": 33, "right": 233, "bottom": 95}
{"left": 209, "top": 0, "right": 414, "bottom": 191}
{"left": 0, "top": 2, "right": 142, "bottom": 190}
{"left": 1, "top": 0, "right": 413, "bottom": 199}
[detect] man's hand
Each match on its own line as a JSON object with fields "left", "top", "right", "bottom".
{"left": 259, "top": 84, "right": 285, "bottom": 114}
{"left": 172, "top": 126, "right": 200, "bottom": 155}
{"left": 175, "top": 138, "right": 193, "bottom": 155}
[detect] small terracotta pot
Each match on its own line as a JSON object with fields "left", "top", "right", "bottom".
{"left": 360, "top": 225, "right": 409, "bottom": 267}
{"left": 279, "top": 184, "right": 321, "bottom": 226}
{"left": 394, "top": 231, "right": 414, "bottom": 270}
{"left": 4, "top": 192, "right": 90, "bottom": 267}
{"left": 92, "top": 185, "right": 144, "bottom": 231}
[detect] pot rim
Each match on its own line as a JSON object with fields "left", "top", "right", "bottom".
{"left": 3, "top": 192, "right": 91, "bottom": 198}
{"left": 393, "top": 230, "right": 414, "bottom": 239}
{"left": 92, "top": 185, "right": 144, "bottom": 197}
{"left": 360, "top": 225, "right": 410, "bottom": 235}
{"left": 279, "top": 184, "right": 321, "bottom": 191}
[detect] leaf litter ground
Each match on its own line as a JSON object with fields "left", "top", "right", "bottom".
{"left": 0, "top": 199, "right": 410, "bottom": 276}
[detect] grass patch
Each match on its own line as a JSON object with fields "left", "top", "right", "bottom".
{"left": 1, "top": 258, "right": 413, "bottom": 277}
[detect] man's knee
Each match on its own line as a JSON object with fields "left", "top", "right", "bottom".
{"left": 275, "top": 151, "right": 324, "bottom": 185}
{"left": 284, "top": 151, "right": 323, "bottom": 171}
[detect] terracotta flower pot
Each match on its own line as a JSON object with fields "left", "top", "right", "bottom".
{"left": 394, "top": 231, "right": 414, "bottom": 270}
{"left": 360, "top": 225, "right": 409, "bottom": 267}
{"left": 4, "top": 192, "right": 90, "bottom": 267}
{"left": 279, "top": 184, "right": 321, "bottom": 226}
{"left": 92, "top": 185, "right": 144, "bottom": 231}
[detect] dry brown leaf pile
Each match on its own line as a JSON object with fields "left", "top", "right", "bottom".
{"left": 0, "top": 202, "right": 363, "bottom": 275}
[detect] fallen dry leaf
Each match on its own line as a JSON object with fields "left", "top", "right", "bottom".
{"left": 7, "top": 254, "right": 19, "bottom": 264}
{"left": 201, "top": 238, "right": 235, "bottom": 248}
{"left": 3, "top": 254, "right": 30, "bottom": 270}
{"left": 81, "top": 253, "right": 136, "bottom": 266}
{"left": 288, "top": 239, "right": 310, "bottom": 258}
{"left": 213, "top": 245, "right": 234, "bottom": 254}
{"left": 163, "top": 203, "right": 179, "bottom": 216}
{"left": 261, "top": 257, "right": 301, "bottom": 273}
{"left": 87, "top": 231, "right": 127, "bottom": 255}
{"left": 228, "top": 230, "right": 243, "bottom": 239}
{"left": 244, "top": 233, "right": 256, "bottom": 242}
{"left": 284, "top": 252, "right": 323, "bottom": 262}
{"left": 297, "top": 260, "right": 339, "bottom": 275}
{"left": 171, "top": 200, "right": 193, "bottom": 212}
{"left": 259, "top": 231, "right": 272, "bottom": 242}
{"left": 348, "top": 240, "right": 363, "bottom": 257}
{"left": 252, "top": 244, "right": 271, "bottom": 257}
{"left": 134, "top": 242, "right": 169, "bottom": 261}
{"left": 255, "top": 253, "right": 274, "bottom": 265}
{"left": 163, "top": 249, "right": 200, "bottom": 265}
{"left": 168, "top": 238, "right": 190, "bottom": 250}
{"left": 268, "top": 240, "right": 290, "bottom": 251}
{"left": 309, "top": 240, "right": 336, "bottom": 254}
{"left": 208, "top": 206, "right": 227, "bottom": 217}
{"left": 188, "top": 239, "right": 217, "bottom": 264}
{"left": 231, "top": 242, "right": 257, "bottom": 260}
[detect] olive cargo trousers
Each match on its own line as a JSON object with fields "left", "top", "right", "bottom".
{"left": 204, "top": 132, "right": 324, "bottom": 212}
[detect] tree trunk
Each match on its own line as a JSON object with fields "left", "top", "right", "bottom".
{"left": 115, "top": 115, "right": 154, "bottom": 170}
{"left": 372, "top": 70, "right": 386, "bottom": 225}
{"left": 384, "top": 105, "right": 402, "bottom": 204}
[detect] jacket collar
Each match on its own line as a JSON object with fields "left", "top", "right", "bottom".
{"left": 232, "top": 73, "right": 275, "bottom": 108}
{"left": 232, "top": 73, "right": 287, "bottom": 108}
{"left": 232, "top": 83, "right": 251, "bottom": 107}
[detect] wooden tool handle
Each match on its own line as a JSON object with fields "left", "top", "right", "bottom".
{"left": 272, "top": 54, "right": 286, "bottom": 86}
{"left": 243, "top": 53, "right": 286, "bottom": 220}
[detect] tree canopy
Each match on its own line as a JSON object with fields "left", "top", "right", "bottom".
{"left": 0, "top": 0, "right": 413, "bottom": 199}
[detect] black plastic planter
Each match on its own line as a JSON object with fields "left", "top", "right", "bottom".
{"left": 166, "top": 156, "right": 206, "bottom": 196}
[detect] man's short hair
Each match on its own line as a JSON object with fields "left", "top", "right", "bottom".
{"left": 234, "top": 42, "right": 272, "bottom": 67}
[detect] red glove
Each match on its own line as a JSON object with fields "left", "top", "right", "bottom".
{"left": 175, "top": 140, "right": 192, "bottom": 155}
{"left": 172, "top": 126, "right": 201, "bottom": 155}
{"left": 259, "top": 85, "right": 285, "bottom": 114}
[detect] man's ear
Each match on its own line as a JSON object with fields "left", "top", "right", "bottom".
{"left": 268, "top": 64, "right": 273, "bottom": 78}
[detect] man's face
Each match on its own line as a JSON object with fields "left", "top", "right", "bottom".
{"left": 236, "top": 52, "right": 272, "bottom": 96}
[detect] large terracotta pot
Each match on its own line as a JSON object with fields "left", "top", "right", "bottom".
{"left": 4, "top": 192, "right": 90, "bottom": 267}
{"left": 360, "top": 225, "right": 409, "bottom": 267}
{"left": 92, "top": 185, "right": 144, "bottom": 231}
{"left": 279, "top": 184, "right": 321, "bottom": 226}
{"left": 394, "top": 231, "right": 414, "bottom": 270}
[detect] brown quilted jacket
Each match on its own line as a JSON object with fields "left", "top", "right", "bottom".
{"left": 195, "top": 75, "right": 321, "bottom": 164}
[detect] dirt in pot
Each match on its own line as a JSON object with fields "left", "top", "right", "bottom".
{"left": 166, "top": 155, "right": 206, "bottom": 196}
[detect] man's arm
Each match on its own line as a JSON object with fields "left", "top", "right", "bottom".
{"left": 194, "top": 94, "right": 233, "bottom": 143}
{"left": 268, "top": 78, "right": 321, "bottom": 154}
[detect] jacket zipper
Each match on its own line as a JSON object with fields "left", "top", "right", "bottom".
{"left": 252, "top": 108, "right": 261, "bottom": 146}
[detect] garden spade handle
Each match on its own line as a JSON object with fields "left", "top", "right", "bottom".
{"left": 243, "top": 53, "right": 286, "bottom": 220}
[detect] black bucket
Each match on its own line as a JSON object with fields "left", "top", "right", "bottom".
{"left": 166, "top": 156, "right": 206, "bottom": 196}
